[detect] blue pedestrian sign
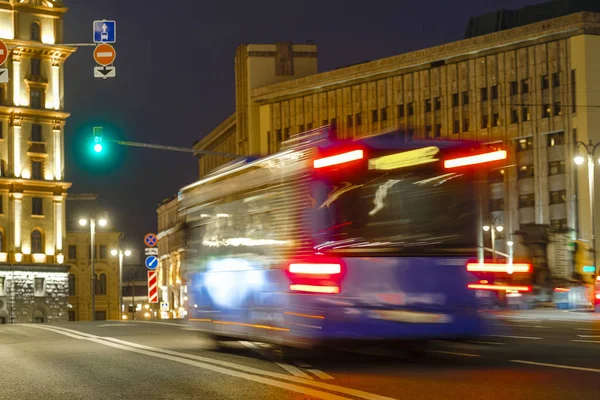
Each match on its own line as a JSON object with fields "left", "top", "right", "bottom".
{"left": 93, "top": 20, "right": 116, "bottom": 43}
{"left": 145, "top": 256, "right": 158, "bottom": 270}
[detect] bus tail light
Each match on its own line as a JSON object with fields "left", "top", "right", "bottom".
{"left": 444, "top": 150, "right": 507, "bottom": 169}
{"left": 468, "top": 283, "right": 532, "bottom": 292}
{"left": 288, "top": 260, "right": 343, "bottom": 294}
{"left": 466, "top": 262, "right": 531, "bottom": 273}
{"left": 314, "top": 150, "right": 364, "bottom": 169}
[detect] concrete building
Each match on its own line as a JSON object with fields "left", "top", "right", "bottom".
{"left": 0, "top": 0, "right": 74, "bottom": 324}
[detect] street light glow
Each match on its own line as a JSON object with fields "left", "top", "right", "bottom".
{"left": 574, "top": 155, "right": 585, "bottom": 165}
{"left": 79, "top": 218, "right": 87, "bottom": 226}
{"left": 496, "top": 225, "right": 504, "bottom": 232}
{"left": 93, "top": 143, "right": 103, "bottom": 153}
{"left": 507, "top": 240, "right": 514, "bottom": 246}
{"left": 98, "top": 218, "right": 107, "bottom": 227}
{"left": 124, "top": 249, "right": 132, "bottom": 257}
{"left": 482, "top": 225, "right": 490, "bottom": 232}
{"left": 111, "top": 249, "right": 118, "bottom": 256}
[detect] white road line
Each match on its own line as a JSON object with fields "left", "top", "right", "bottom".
{"left": 294, "top": 361, "right": 312, "bottom": 368}
{"left": 239, "top": 341, "right": 313, "bottom": 380}
{"left": 27, "top": 326, "right": 393, "bottom": 400}
{"left": 27, "top": 325, "right": 84, "bottom": 340}
{"left": 429, "top": 350, "right": 480, "bottom": 358}
{"left": 571, "top": 340, "right": 600, "bottom": 344}
{"left": 308, "top": 369, "right": 335, "bottom": 380}
{"left": 134, "top": 321, "right": 186, "bottom": 327}
{"left": 576, "top": 328, "right": 600, "bottom": 331}
{"left": 97, "top": 324, "right": 139, "bottom": 327}
{"left": 511, "top": 360, "right": 600, "bottom": 373}
{"left": 485, "top": 335, "right": 543, "bottom": 340}
{"left": 470, "top": 340, "right": 506, "bottom": 345}
{"left": 577, "top": 335, "right": 600, "bottom": 338}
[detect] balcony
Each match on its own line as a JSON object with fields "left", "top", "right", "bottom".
{"left": 27, "top": 141, "right": 47, "bottom": 157}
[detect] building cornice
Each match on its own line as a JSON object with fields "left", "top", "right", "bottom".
{"left": 0, "top": 178, "right": 71, "bottom": 192}
{"left": 251, "top": 11, "right": 600, "bottom": 103}
{"left": 0, "top": 105, "right": 70, "bottom": 120}
{"left": 193, "top": 113, "right": 236, "bottom": 151}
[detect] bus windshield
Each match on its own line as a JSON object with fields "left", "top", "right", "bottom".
{"left": 311, "top": 166, "right": 479, "bottom": 255}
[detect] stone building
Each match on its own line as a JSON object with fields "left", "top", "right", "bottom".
{"left": 187, "top": 3, "right": 600, "bottom": 284}
{"left": 0, "top": 0, "right": 73, "bottom": 324}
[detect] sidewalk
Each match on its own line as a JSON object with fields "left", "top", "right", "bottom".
{"left": 483, "top": 309, "right": 600, "bottom": 322}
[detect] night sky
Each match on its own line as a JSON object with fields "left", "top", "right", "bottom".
{"left": 61, "top": 0, "right": 546, "bottom": 248}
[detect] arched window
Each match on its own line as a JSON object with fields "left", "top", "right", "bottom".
{"left": 68, "top": 273, "right": 75, "bottom": 296}
{"left": 31, "top": 229, "right": 43, "bottom": 253}
{"left": 31, "top": 22, "right": 41, "bottom": 42}
{"left": 97, "top": 273, "right": 107, "bottom": 295}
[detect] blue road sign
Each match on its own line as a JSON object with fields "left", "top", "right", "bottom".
{"left": 93, "top": 20, "right": 116, "bottom": 43}
{"left": 145, "top": 256, "right": 158, "bottom": 270}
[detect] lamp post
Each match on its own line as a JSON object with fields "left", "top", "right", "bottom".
{"left": 111, "top": 248, "right": 131, "bottom": 319}
{"left": 574, "top": 140, "right": 600, "bottom": 276}
{"left": 79, "top": 216, "right": 107, "bottom": 321}
{"left": 483, "top": 217, "right": 504, "bottom": 262}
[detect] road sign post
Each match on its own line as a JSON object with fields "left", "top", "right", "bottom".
{"left": 148, "top": 271, "right": 158, "bottom": 304}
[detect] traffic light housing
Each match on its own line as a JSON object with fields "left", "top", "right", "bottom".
{"left": 93, "top": 127, "right": 103, "bottom": 153}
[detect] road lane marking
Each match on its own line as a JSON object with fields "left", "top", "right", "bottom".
{"left": 429, "top": 350, "right": 480, "bottom": 357}
{"left": 577, "top": 335, "right": 600, "bottom": 338}
{"left": 571, "top": 340, "right": 600, "bottom": 344}
{"left": 485, "top": 335, "right": 543, "bottom": 340}
{"left": 29, "top": 325, "right": 391, "bottom": 400}
{"left": 98, "top": 324, "right": 139, "bottom": 327}
{"left": 308, "top": 369, "right": 335, "bottom": 380}
{"left": 294, "top": 361, "right": 312, "bottom": 368}
{"left": 576, "top": 328, "right": 600, "bottom": 331}
{"left": 511, "top": 360, "right": 600, "bottom": 373}
{"left": 133, "top": 321, "right": 186, "bottom": 327}
{"left": 25, "top": 325, "right": 85, "bottom": 340}
{"left": 239, "top": 341, "right": 313, "bottom": 380}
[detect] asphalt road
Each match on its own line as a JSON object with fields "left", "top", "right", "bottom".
{"left": 1, "top": 313, "right": 600, "bottom": 400}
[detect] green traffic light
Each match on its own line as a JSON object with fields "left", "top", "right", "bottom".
{"left": 94, "top": 143, "right": 103, "bottom": 153}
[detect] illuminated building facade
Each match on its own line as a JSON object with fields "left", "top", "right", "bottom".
{"left": 0, "top": 1, "right": 74, "bottom": 323}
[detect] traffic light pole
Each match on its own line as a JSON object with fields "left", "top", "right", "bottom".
{"left": 105, "top": 139, "right": 240, "bottom": 158}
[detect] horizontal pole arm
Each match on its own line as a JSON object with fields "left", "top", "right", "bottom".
{"left": 106, "top": 139, "right": 241, "bottom": 158}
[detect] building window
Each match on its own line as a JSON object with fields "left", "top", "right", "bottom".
{"left": 426, "top": 125, "right": 432, "bottom": 137}
{"left": 31, "top": 229, "right": 43, "bottom": 253}
{"left": 509, "top": 81, "right": 518, "bottom": 95}
{"left": 548, "top": 161, "right": 566, "bottom": 175}
{"left": 31, "top": 124, "right": 42, "bottom": 142}
{"left": 307, "top": 122, "right": 313, "bottom": 130}
{"left": 31, "top": 22, "right": 41, "bottom": 41}
{"left": 489, "top": 168, "right": 505, "bottom": 183}
{"left": 298, "top": 124, "right": 305, "bottom": 132}
{"left": 31, "top": 58, "right": 41, "bottom": 76}
{"left": 99, "top": 245, "right": 107, "bottom": 260}
{"left": 355, "top": 113, "right": 362, "bottom": 126}
{"left": 547, "top": 132, "right": 564, "bottom": 147}
{"left": 552, "top": 72, "right": 560, "bottom": 87}
{"left": 551, "top": 219, "right": 568, "bottom": 230}
{"left": 380, "top": 108, "right": 387, "bottom": 121}
{"left": 283, "top": 127, "right": 290, "bottom": 140}
{"left": 68, "top": 244, "right": 77, "bottom": 260}
{"left": 0, "top": 196, "right": 3, "bottom": 215}
{"left": 489, "top": 198, "right": 504, "bottom": 212}
{"left": 346, "top": 115, "right": 353, "bottom": 127}
{"left": 0, "top": 229, "right": 3, "bottom": 252}
{"left": 521, "top": 79, "right": 529, "bottom": 93}
{"left": 68, "top": 274, "right": 76, "bottom": 296}
{"left": 481, "top": 114, "right": 489, "bottom": 129}
{"left": 371, "top": 109, "right": 378, "bottom": 123}
{"left": 480, "top": 87, "right": 488, "bottom": 101}
{"left": 275, "top": 129, "right": 282, "bottom": 142}
{"left": 0, "top": 276, "right": 4, "bottom": 295}
{"left": 541, "top": 75, "right": 550, "bottom": 89}
{"left": 518, "top": 165, "right": 535, "bottom": 179}
{"left": 434, "top": 97, "right": 441, "bottom": 110}
{"left": 32, "top": 161, "right": 42, "bottom": 180}
{"left": 463, "top": 118, "right": 469, "bottom": 131}
{"left": 407, "top": 102, "right": 414, "bottom": 116}
{"left": 490, "top": 85, "right": 498, "bottom": 100}
{"left": 34, "top": 277, "right": 45, "bottom": 297}
{"left": 453, "top": 120, "right": 460, "bottom": 134}
{"left": 434, "top": 124, "right": 442, "bottom": 137}
{"left": 542, "top": 104, "right": 551, "bottom": 118}
{"left": 517, "top": 138, "right": 533, "bottom": 151}
{"left": 522, "top": 107, "right": 530, "bottom": 121}
{"left": 30, "top": 89, "right": 42, "bottom": 109}
{"left": 330, "top": 118, "right": 336, "bottom": 128}
{"left": 0, "top": 160, "right": 5, "bottom": 176}
{"left": 424, "top": 99, "right": 432, "bottom": 112}
{"left": 0, "top": 122, "right": 3, "bottom": 139}
{"left": 492, "top": 113, "right": 500, "bottom": 127}
{"left": 554, "top": 102, "right": 562, "bottom": 116}
{"left": 462, "top": 91, "right": 469, "bottom": 105}
{"left": 519, "top": 194, "right": 535, "bottom": 208}
{"left": 398, "top": 104, "right": 405, "bottom": 118}
{"left": 571, "top": 70, "right": 576, "bottom": 113}
{"left": 550, "top": 190, "right": 567, "bottom": 205}
{"left": 511, "top": 109, "right": 519, "bottom": 124}
{"left": 452, "top": 93, "right": 459, "bottom": 107}
{"left": 32, "top": 197, "right": 43, "bottom": 216}
{"left": 96, "top": 274, "right": 107, "bottom": 295}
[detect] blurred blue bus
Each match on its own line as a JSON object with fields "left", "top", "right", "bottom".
{"left": 179, "top": 128, "right": 507, "bottom": 348}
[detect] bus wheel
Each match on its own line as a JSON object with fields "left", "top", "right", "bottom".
{"left": 203, "top": 334, "right": 232, "bottom": 351}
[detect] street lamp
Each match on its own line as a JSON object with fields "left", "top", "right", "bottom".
{"left": 483, "top": 218, "right": 504, "bottom": 261}
{"left": 79, "top": 216, "right": 108, "bottom": 321}
{"left": 111, "top": 247, "right": 131, "bottom": 319}
{"left": 574, "top": 140, "right": 600, "bottom": 276}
